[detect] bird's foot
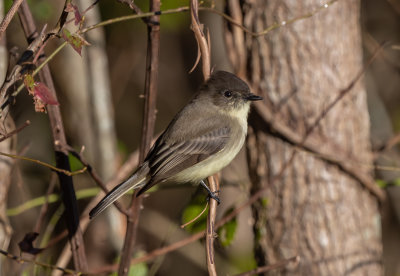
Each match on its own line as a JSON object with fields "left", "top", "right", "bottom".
{"left": 200, "top": 180, "right": 221, "bottom": 205}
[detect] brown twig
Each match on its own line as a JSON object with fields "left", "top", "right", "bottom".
{"left": 374, "top": 132, "right": 400, "bottom": 155}
{"left": 116, "top": 0, "right": 143, "bottom": 15}
{"left": 233, "top": 256, "right": 300, "bottom": 276}
{"left": 0, "top": 249, "right": 79, "bottom": 275}
{"left": 0, "top": 120, "right": 30, "bottom": 142}
{"left": 0, "top": 0, "right": 24, "bottom": 40}
{"left": 180, "top": 201, "right": 208, "bottom": 229}
{"left": 17, "top": 1, "right": 88, "bottom": 271}
{"left": 118, "top": 0, "right": 161, "bottom": 275}
{"left": 190, "top": 1, "right": 218, "bottom": 275}
{"left": 0, "top": 151, "right": 87, "bottom": 176}
{"left": 190, "top": 0, "right": 211, "bottom": 79}
{"left": 206, "top": 176, "right": 218, "bottom": 276}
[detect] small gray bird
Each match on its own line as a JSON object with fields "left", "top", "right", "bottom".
{"left": 89, "top": 71, "right": 262, "bottom": 219}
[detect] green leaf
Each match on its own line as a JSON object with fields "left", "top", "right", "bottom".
{"left": 393, "top": 178, "right": 400, "bottom": 187}
{"left": 68, "top": 152, "right": 84, "bottom": 172}
{"left": 376, "top": 179, "right": 387, "bottom": 188}
{"left": 181, "top": 195, "right": 208, "bottom": 233}
{"left": 217, "top": 207, "right": 237, "bottom": 247}
{"left": 111, "top": 252, "right": 148, "bottom": 276}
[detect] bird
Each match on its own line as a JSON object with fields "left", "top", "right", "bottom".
{"left": 89, "top": 71, "right": 262, "bottom": 219}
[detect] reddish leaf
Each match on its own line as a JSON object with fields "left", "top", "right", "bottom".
{"left": 65, "top": 3, "right": 83, "bottom": 25}
{"left": 62, "top": 28, "right": 89, "bottom": 56}
{"left": 34, "top": 82, "right": 59, "bottom": 105}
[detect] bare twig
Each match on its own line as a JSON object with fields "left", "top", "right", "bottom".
{"left": 116, "top": 0, "right": 143, "bottom": 15}
{"left": 190, "top": 1, "right": 218, "bottom": 275}
{"left": 0, "top": 120, "right": 30, "bottom": 142}
{"left": 233, "top": 256, "right": 300, "bottom": 276}
{"left": 0, "top": 0, "right": 24, "bottom": 40}
{"left": 0, "top": 151, "right": 87, "bottom": 176}
{"left": 190, "top": 0, "right": 211, "bottom": 79}
{"left": 180, "top": 202, "right": 208, "bottom": 229}
{"left": 374, "top": 132, "right": 400, "bottom": 155}
{"left": 118, "top": 0, "right": 161, "bottom": 275}
{"left": 0, "top": 249, "right": 79, "bottom": 275}
{"left": 206, "top": 176, "right": 218, "bottom": 276}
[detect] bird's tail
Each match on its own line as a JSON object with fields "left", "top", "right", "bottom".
{"left": 89, "top": 165, "right": 150, "bottom": 219}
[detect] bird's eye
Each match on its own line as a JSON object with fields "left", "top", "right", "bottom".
{"left": 223, "top": 90, "right": 232, "bottom": 98}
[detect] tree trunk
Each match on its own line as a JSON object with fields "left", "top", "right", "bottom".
{"left": 226, "top": 0, "right": 383, "bottom": 274}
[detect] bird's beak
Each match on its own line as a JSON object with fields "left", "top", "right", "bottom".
{"left": 245, "top": 93, "right": 263, "bottom": 101}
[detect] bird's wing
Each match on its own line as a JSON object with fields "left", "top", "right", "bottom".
{"left": 137, "top": 126, "right": 230, "bottom": 195}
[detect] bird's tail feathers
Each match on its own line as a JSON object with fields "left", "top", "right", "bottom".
{"left": 89, "top": 165, "right": 149, "bottom": 219}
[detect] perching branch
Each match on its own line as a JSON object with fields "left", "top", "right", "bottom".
{"left": 206, "top": 175, "right": 218, "bottom": 276}
{"left": 190, "top": 1, "right": 218, "bottom": 275}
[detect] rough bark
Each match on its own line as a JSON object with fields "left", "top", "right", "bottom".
{"left": 226, "top": 0, "right": 383, "bottom": 275}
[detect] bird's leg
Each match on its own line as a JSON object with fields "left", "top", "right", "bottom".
{"left": 200, "top": 179, "right": 220, "bottom": 204}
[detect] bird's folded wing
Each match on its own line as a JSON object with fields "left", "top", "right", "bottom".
{"left": 138, "top": 126, "right": 230, "bottom": 194}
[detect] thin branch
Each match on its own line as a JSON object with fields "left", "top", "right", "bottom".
{"left": 233, "top": 256, "right": 300, "bottom": 276}
{"left": 0, "top": 249, "right": 80, "bottom": 275}
{"left": 190, "top": 1, "right": 217, "bottom": 275}
{"left": 180, "top": 201, "right": 208, "bottom": 229}
{"left": 0, "top": 120, "right": 30, "bottom": 142}
{"left": 0, "top": 151, "right": 87, "bottom": 176}
{"left": 190, "top": 0, "right": 211, "bottom": 79}
{"left": 206, "top": 176, "right": 218, "bottom": 276}
{"left": 374, "top": 132, "right": 400, "bottom": 155}
{"left": 0, "top": 0, "right": 24, "bottom": 40}
{"left": 118, "top": 0, "right": 161, "bottom": 274}
{"left": 116, "top": 0, "right": 144, "bottom": 15}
